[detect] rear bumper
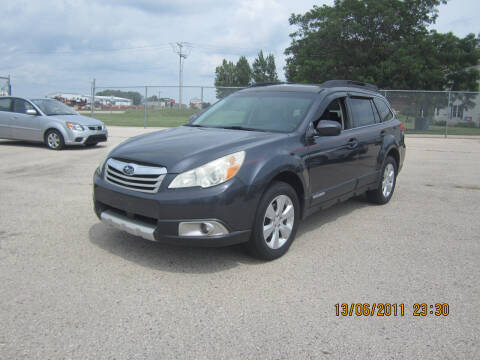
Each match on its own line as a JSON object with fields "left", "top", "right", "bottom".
{"left": 93, "top": 171, "right": 255, "bottom": 247}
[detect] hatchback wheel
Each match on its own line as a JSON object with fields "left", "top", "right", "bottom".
{"left": 367, "top": 156, "right": 397, "bottom": 204}
{"left": 45, "top": 130, "right": 65, "bottom": 150}
{"left": 247, "top": 182, "right": 300, "bottom": 260}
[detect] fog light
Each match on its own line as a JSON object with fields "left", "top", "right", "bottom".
{"left": 179, "top": 221, "right": 229, "bottom": 237}
{"left": 201, "top": 222, "right": 214, "bottom": 234}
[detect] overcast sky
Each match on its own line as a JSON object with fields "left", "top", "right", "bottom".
{"left": 1, "top": 0, "right": 478, "bottom": 102}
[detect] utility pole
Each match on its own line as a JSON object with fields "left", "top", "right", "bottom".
{"left": 90, "top": 78, "right": 95, "bottom": 117}
{"left": 170, "top": 42, "right": 191, "bottom": 108}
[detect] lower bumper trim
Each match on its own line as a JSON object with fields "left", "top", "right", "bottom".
{"left": 100, "top": 209, "right": 156, "bottom": 241}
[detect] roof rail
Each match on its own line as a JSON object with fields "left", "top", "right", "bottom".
{"left": 319, "top": 80, "right": 378, "bottom": 92}
{"left": 248, "top": 82, "right": 290, "bottom": 88}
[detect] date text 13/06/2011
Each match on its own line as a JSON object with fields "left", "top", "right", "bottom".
{"left": 335, "top": 303, "right": 449, "bottom": 317}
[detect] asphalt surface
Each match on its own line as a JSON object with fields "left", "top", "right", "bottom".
{"left": 0, "top": 127, "right": 479, "bottom": 359}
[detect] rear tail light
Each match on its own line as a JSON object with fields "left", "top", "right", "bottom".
{"left": 399, "top": 122, "right": 405, "bottom": 132}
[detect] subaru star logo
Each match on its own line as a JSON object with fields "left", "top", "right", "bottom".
{"left": 123, "top": 165, "right": 135, "bottom": 175}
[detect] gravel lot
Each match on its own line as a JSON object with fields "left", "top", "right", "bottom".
{"left": 1, "top": 127, "right": 479, "bottom": 359}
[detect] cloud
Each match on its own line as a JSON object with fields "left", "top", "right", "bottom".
{"left": 0, "top": 0, "right": 475, "bottom": 100}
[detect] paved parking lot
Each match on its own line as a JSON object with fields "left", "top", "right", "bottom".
{"left": 0, "top": 128, "right": 479, "bottom": 359}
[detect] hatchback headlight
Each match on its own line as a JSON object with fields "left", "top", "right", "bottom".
{"left": 66, "top": 122, "right": 84, "bottom": 131}
{"left": 169, "top": 151, "right": 245, "bottom": 188}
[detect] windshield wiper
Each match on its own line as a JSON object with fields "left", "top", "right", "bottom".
{"left": 217, "top": 126, "right": 267, "bottom": 132}
{"left": 184, "top": 124, "right": 204, "bottom": 127}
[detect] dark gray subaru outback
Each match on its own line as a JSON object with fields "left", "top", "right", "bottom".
{"left": 93, "top": 81, "right": 405, "bottom": 260}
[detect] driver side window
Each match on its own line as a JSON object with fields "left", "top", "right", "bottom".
{"left": 314, "top": 98, "right": 351, "bottom": 131}
{"left": 13, "top": 99, "right": 34, "bottom": 114}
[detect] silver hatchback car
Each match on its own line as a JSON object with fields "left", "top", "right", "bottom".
{"left": 0, "top": 97, "right": 108, "bottom": 150}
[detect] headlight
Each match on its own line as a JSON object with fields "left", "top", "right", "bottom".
{"left": 66, "top": 122, "right": 84, "bottom": 131}
{"left": 169, "top": 151, "right": 245, "bottom": 188}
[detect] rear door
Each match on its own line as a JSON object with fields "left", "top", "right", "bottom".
{"left": 0, "top": 97, "right": 13, "bottom": 138}
{"left": 346, "top": 95, "right": 382, "bottom": 188}
{"left": 11, "top": 99, "right": 43, "bottom": 141}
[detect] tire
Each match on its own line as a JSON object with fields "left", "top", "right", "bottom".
{"left": 247, "top": 182, "right": 300, "bottom": 260}
{"left": 45, "top": 129, "right": 65, "bottom": 150}
{"left": 367, "top": 156, "right": 397, "bottom": 204}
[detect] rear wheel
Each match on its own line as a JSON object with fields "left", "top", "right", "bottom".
{"left": 367, "top": 156, "right": 397, "bottom": 204}
{"left": 45, "top": 130, "right": 64, "bottom": 150}
{"left": 247, "top": 182, "right": 300, "bottom": 260}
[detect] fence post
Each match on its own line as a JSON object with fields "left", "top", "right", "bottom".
{"left": 446, "top": 90, "right": 451, "bottom": 138}
{"left": 144, "top": 86, "right": 147, "bottom": 129}
{"left": 90, "top": 78, "right": 95, "bottom": 117}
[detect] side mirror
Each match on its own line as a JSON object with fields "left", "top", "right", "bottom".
{"left": 26, "top": 109, "right": 38, "bottom": 116}
{"left": 316, "top": 120, "right": 341, "bottom": 136}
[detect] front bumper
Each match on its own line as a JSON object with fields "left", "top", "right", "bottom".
{"left": 65, "top": 128, "right": 108, "bottom": 145}
{"left": 93, "top": 171, "right": 255, "bottom": 247}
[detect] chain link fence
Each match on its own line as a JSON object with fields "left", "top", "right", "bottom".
{"left": 382, "top": 90, "right": 480, "bottom": 136}
{"left": 58, "top": 82, "right": 480, "bottom": 135}
{"left": 74, "top": 85, "right": 242, "bottom": 128}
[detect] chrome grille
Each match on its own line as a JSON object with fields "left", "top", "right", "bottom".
{"left": 88, "top": 125, "right": 102, "bottom": 130}
{"left": 105, "top": 158, "right": 167, "bottom": 193}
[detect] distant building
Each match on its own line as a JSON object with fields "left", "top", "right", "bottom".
{"left": 48, "top": 92, "right": 133, "bottom": 107}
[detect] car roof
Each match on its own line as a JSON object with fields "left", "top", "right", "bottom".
{"left": 239, "top": 80, "right": 381, "bottom": 97}
{"left": 240, "top": 83, "right": 323, "bottom": 93}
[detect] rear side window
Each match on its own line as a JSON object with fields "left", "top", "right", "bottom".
{"left": 349, "top": 98, "right": 376, "bottom": 127}
{"left": 374, "top": 98, "right": 394, "bottom": 122}
{"left": 0, "top": 98, "right": 12, "bottom": 112}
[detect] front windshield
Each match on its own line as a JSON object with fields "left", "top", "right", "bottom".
{"left": 191, "top": 92, "right": 315, "bottom": 133}
{"left": 31, "top": 99, "right": 78, "bottom": 116}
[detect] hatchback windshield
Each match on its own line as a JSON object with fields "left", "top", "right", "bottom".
{"left": 191, "top": 92, "right": 315, "bottom": 132}
{"left": 31, "top": 99, "right": 78, "bottom": 116}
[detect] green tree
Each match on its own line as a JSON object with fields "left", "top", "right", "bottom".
{"left": 284, "top": 0, "right": 479, "bottom": 91}
{"left": 266, "top": 54, "right": 279, "bottom": 82}
{"left": 214, "top": 59, "right": 237, "bottom": 98}
{"left": 96, "top": 89, "right": 143, "bottom": 105}
{"left": 235, "top": 56, "right": 252, "bottom": 86}
{"left": 252, "top": 50, "right": 279, "bottom": 83}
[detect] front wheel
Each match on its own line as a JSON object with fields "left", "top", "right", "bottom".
{"left": 45, "top": 130, "right": 65, "bottom": 150}
{"left": 247, "top": 182, "right": 300, "bottom": 260}
{"left": 367, "top": 156, "right": 397, "bottom": 204}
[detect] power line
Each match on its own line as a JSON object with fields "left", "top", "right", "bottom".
{"left": 6, "top": 44, "right": 172, "bottom": 56}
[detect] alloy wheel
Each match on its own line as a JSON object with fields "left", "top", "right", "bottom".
{"left": 47, "top": 132, "right": 61, "bottom": 149}
{"left": 263, "top": 194, "right": 295, "bottom": 249}
{"left": 382, "top": 163, "right": 395, "bottom": 198}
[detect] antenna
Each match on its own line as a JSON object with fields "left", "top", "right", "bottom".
{"left": 170, "top": 42, "right": 192, "bottom": 107}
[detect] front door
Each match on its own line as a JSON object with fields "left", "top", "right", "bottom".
{"left": 11, "top": 99, "right": 43, "bottom": 141}
{"left": 304, "top": 96, "right": 359, "bottom": 205}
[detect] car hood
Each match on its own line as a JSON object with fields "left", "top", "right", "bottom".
{"left": 48, "top": 114, "right": 103, "bottom": 126}
{"left": 109, "top": 126, "right": 287, "bottom": 173}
